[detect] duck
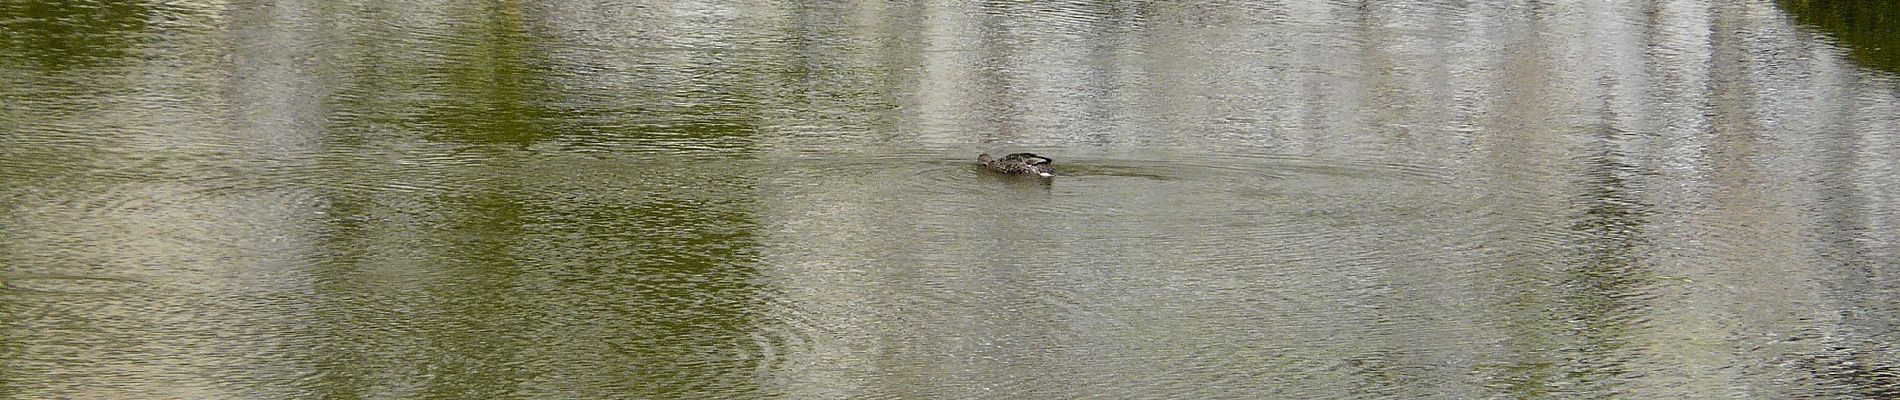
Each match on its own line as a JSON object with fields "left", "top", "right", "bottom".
{"left": 978, "top": 153, "right": 1054, "bottom": 177}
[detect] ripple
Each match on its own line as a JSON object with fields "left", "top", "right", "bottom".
{"left": 0, "top": 274, "right": 150, "bottom": 295}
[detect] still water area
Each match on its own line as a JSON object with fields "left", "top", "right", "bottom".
{"left": 4, "top": 1, "right": 1900, "bottom": 398}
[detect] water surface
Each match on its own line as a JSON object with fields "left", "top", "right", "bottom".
{"left": 4, "top": 0, "right": 1900, "bottom": 398}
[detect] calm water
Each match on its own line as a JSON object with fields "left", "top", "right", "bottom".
{"left": 4, "top": 0, "right": 1900, "bottom": 398}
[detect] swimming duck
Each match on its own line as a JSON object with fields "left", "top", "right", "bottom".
{"left": 978, "top": 153, "right": 1054, "bottom": 177}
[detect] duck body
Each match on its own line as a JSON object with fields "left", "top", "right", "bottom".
{"left": 978, "top": 153, "right": 1054, "bottom": 177}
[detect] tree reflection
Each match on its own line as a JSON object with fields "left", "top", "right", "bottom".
{"left": 1777, "top": 0, "right": 1900, "bottom": 74}
{"left": 0, "top": 1, "right": 151, "bottom": 71}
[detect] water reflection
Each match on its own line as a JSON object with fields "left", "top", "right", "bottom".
{"left": 304, "top": 2, "right": 774, "bottom": 398}
{"left": 0, "top": 1, "right": 151, "bottom": 71}
{"left": 1778, "top": 0, "right": 1900, "bottom": 74}
{"left": 4, "top": 0, "right": 1900, "bottom": 398}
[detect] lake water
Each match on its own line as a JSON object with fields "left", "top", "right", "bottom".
{"left": 4, "top": 1, "right": 1899, "bottom": 398}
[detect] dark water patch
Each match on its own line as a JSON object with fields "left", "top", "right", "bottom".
{"left": 0, "top": 0, "right": 153, "bottom": 71}
{"left": 1778, "top": 0, "right": 1900, "bottom": 75}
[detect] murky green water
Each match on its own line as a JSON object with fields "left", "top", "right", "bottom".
{"left": 5, "top": 1, "right": 1900, "bottom": 398}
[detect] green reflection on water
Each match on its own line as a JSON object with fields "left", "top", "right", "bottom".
{"left": 1778, "top": 0, "right": 1900, "bottom": 74}
{"left": 1544, "top": 128, "right": 1650, "bottom": 398}
{"left": 422, "top": 192, "right": 537, "bottom": 399}
{"left": 1485, "top": 125, "right": 1652, "bottom": 399}
{"left": 0, "top": 1, "right": 151, "bottom": 70}
{"left": 433, "top": 0, "right": 557, "bottom": 146}
{"left": 306, "top": 1, "right": 771, "bottom": 397}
